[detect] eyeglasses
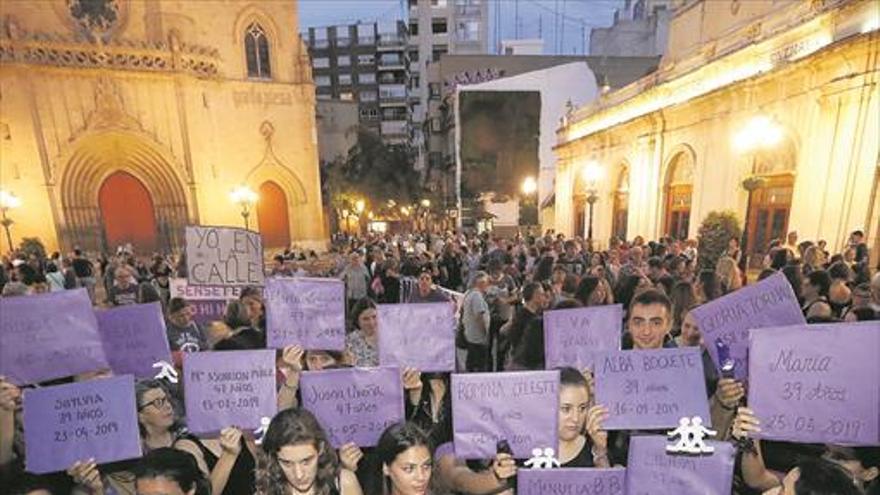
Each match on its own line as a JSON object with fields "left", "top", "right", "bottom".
{"left": 138, "top": 396, "right": 170, "bottom": 411}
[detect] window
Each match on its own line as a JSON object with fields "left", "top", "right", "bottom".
{"left": 312, "top": 27, "right": 328, "bottom": 48}
{"left": 338, "top": 74, "right": 352, "bottom": 86}
{"left": 358, "top": 73, "right": 376, "bottom": 84}
{"left": 429, "top": 82, "right": 441, "bottom": 99}
{"left": 357, "top": 23, "right": 374, "bottom": 44}
{"left": 360, "top": 91, "right": 377, "bottom": 102}
{"left": 432, "top": 18, "right": 447, "bottom": 34}
{"left": 313, "top": 57, "right": 330, "bottom": 69}
{"left": 410, "top": 74, "right": 420, "bottom": 89}
{"left": 409, "top": 50, "right": 419, "bottom": 62}
{"left": 457, "top": 20, "right": 480, "bottom": 41}
{"left": 409, "top": 22, "right": 419, "bottom": 36}
{"left": 314, "top": 75, "right": 331, "bottom": 86}
{"left": 245, "top": 22, "right": 271, "bottom": 78}
{"left": 337, "top": 55, "right": 351, "bottom": 67}
{"left": 358, "top": 54, "right": 375, "bottom": 65}
{"left": 432, "top": 45, "right": 447, "bottom": 62}
{"left": 340, "top": 92, "right": 354, "bottom": 101}
{"left": 360, "top": 107, "right": 379, "bottom": 120}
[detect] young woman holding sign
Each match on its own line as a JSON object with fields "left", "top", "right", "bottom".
{"left": 557, "top": 367, "right": 610, "bottom": 468}
{"left": 256, "top": 407, "right": 362, "bottom": 495}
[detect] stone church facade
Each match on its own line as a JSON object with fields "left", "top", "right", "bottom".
{"left": 0, "top": 0, "right": 326, "bottom": 253}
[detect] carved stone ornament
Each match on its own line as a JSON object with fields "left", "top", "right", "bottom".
{"left": 80, "top": 76, "right": 143, "bottom": 134}
{"left": 67, "top": 0, "right": 121, "bottom": 41}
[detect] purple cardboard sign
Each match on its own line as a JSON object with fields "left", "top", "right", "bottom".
{"left": 185, "top": 225, "right": 265, "bottom": 287}
{"left": 378, "top": 303, "right": 456, "bottom": 372}
{"left": 518, "top": 468, "right": 626, "bottom": 495}
{"left": 264, "top": 277, "right": 346, "bottom": 350}
{"left": 748, "top": 323, "right": 880, "bottom": 445}
{"left": 594, "top": 347, "right": 710, "bottom": 430}
{"left": 626, "top": 435, "right": 735, "bottom": 495}
{"left": 300, "top": 367, "right": 404, "bottom": 447}
{"left": 189, "top": 299, "right": 229, "bottom": 325}
{"left": 95, "top": 302, "right": 172, "bottom": 379}
{"left": 691, "top": 272, "right": 804, "bottom": 381}
{"left": 544, "top": 304, "right": 622, "bottom": 371}
{"left": 23, "top": 375, "right": 142, "bottom": 474}
{"left": 0, "top": 289, "right": 109, "bottom": 385}
{"left": 183, "top": 350, "right": 277, "bottom": 435}
{"left": 452, "top": 370, "right": 559, "bottom": 459}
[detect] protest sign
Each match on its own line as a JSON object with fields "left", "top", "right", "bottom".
{"left": 183, "top": 350, "right": 277, "bottom": 435}
{"left": 748, "top": 323, "right": 880, "bottom": 445}
{"left": 170, "top": 278, "right": 241, "bottom": 325}
{"left": 23, "top": 375, "right": 141, "bottom": 474}
{"left": 0, "top": 289, "right": 109, "bottom": 385}
{"left": 300, "top": 367, "right": 404, "bottom": 447}
{"left": 594, "top": 347, "right": 710, "bottom": 430}
{"left": 544, "top": 304, "right": 622, "bottom": 370}
{"left": 95, "top": 302, "right": 172, "bottom": 379}
{"left": 626, "top": 435, "right": 735, "bottom": 495}
{"left": 378, "top": 303, "right": 456, "bottom": 372}
{"left": 264, "top": 277, "right": 345, "bottom": 350}
{"left": 452, "top": 370, "right": 559, "bottom": 459}
{"left": 518, "top": 468, "right": 626, "bottom": 495}
{"left": 185, "top": 225, "right": 265, "bottom": 287}
{"left": 690, "top": 272, "right": 804, "bottom": 381}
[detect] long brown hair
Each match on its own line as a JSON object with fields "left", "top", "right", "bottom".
{"left": 256, "top": 408, "right": 340, "bottom": 495}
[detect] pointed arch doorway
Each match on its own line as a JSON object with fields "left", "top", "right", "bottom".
{"left": 99, "top": 171, "right": 159, "bottom": 252}
{"left": 257, "top": 181, "right": 291, "bottom": 249}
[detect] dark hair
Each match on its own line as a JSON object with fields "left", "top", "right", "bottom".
{"left": 758, "top": 268, "right": 777, "bottom": 281}
{"left": 807, "top": 270, "right": 832, "bottom": 298}
{"left": 574, "top": 276, "right": 601, "bottom": 306}
{"left": 350, "top": 297, "right": 377, "bottom": 330}
{"left": 615, "top": 275, "right": 642, "bottom": 311}
{"left": 533, "top": 256, "right": 555, "bottom": 283}
{"left": 852, "top": 230, "right": 864, "bottom": 238}
{"left": 698, "top": 270, "right": 722, "bottom": 302}
{"left": 794, "top": 458, "right": 861, "bottom": 495}
{"left": 224, "top": 300, "right": 251, "bottom": 328}
{"left": 782, "top": 265, "right": 804, "bottom": 302}
{"left": 138, "top": 282, "right": 161, "bottom": 305}
{"left": 669, "top": 281, "right": 697, "bottom": 332}
{"left": 828, "top": 261, "right": 852, "bottom": 282}
{"left": 8, "top": 473, "right": 56, "bottom": 495}
{"left": 562, "top": 274, "right": 579, "bottom": 295}
{"left": 375, "top": 422, "right": 434, "bottom": 494}
{"left": 134, "top": 448, "right": 210, "bottom": 495}
{"left": 522, "top": 281, "right": 544, "bottom": 304}
{"left": 647, "top": 256, "right": 663, "bottom": 270}
{"left": 134, "top": 380, "right": 182, "bottom": 439}
{"left": 771, "top": 248, "right": 791, "bottom": 270}
{"left": 257, "top": 408, "right": 339, "bottom": 495}
{"left": 239, "top": 286, "right": 262, "bottom": 301}
{"left": 168, "top": 297, "right": 190, "bottom": 316}
{"left": 656, "top": 275, "right": 675, "bottom": 296}
{"left": 630, "top": 289, "right": 672, "bottom": 317}
{"left": 559, "top": 366, "right": 588, "bottom": 389}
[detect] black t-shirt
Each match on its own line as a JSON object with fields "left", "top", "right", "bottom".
{"left": 72, "top": 257, "right": 93, "bottom": 277}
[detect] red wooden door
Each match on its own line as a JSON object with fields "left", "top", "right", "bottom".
{"left": 257, "top": 181, "right": 291, "bottom": 249}
{"left": 99, "top": 171, "right": 158, "bottom": 252}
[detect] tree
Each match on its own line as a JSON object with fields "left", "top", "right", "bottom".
{"left": 697, "top": 211, "right": 742, "bottom": 271}
{"left": 322, "top": 128, "right": 423, "bottom": 223}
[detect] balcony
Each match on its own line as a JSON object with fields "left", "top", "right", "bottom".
{"left": 358, "top": 35, "right": 376, "bottom": 45}
{"left": 379, "top": 84, "right": 408, "bottom": 106}
{"left": 377, "top": 33, "right": 407, "bottom": 50}
{"left": 312, "top": 39, "right": 329, "bottom": 49}
{"left": 377, "top": 55, "right": 406, "bottom": 70}
{"left": 335, "top": 37, "right": 351, "bottom": 47}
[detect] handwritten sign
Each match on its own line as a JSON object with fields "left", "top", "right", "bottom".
{"left": 452, "top": 370, "right": 559, "bottom": 459}
{"left": 518, "top": 468, "right": 626, "bottom": 495}
{"left": 544, "top": 304, "right": 622, "bottom": 370}
{"left": 170, "top": 278, "right": 240, "bottom": 325}
{"left": 378, "top": 303, "right": 456, "bottom": 372}
{"left": 185, "top": 225, "right": 265, "bottom": 287}
{"left": 748, "top": 323, "right": 880, "bottom": 445}
{"left": 300, "top": 367, "right": 404, "bottom": 447}
{"left": 95, "top": 302, "right": 172, "bottom": 379}
{"left": 189, "top": 300, "right": 229, "bottom": 325}
{"left": 23, "top": 375, "right": 141, "bottom": 474}
{"left": 626, "top": 435, "right": 735, "bottom": 495}
{"left": 0, "top": 289, "right": 109, "bottom": 385}
{"left": 594, "top": 348, "right": 710, "bottom": 430}
{"left": 183, "top": 350, "right": 277, "bottom": 435}
{"left": 264, "top": 277, "right": 345, "bottom": 350}
{"left": 691, "top": 272, "right": 804, "bottom": 380}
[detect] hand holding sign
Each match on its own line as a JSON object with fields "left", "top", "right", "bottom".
{"left": 95, "top": 302, "right": 172, "bottom": 379}
{"left": 186, "top": 226, "right": 265, "bottom": 287}
{"left": 265, "top": 277, "right": 346, "bottom": 350}
{"left": 378, "top": 303, "right": 456, "bottom": 372}
{"left": 543, "top": 305, "right": 622, "bottom": 370}
{"left": 626, "top": 435, "right": 735, "bottom": 495}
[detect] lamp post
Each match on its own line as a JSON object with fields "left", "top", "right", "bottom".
{"left": 420, "top": 199, "right": 431, "bottom": 233}
{"left": 520, "top": 176, "right": 537, "bottom": 235}
{"left": 229, "top": 185, "right": 258, "bottom": 230}
{"left": 582, "top": 162, "right": 603, "bottom": 248}
{"left": 0, "top": 190, "right": 21, "bottom": 253}
{"left": 733, "top": 115, "right": 782, "bottom": 271}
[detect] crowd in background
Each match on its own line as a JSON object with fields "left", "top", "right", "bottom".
{"left": 0, "top": 226, "right": 878, "bottom": 495}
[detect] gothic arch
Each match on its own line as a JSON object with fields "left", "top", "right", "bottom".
{"left": 611, "top": 161, "right": 630, "bottom": 242}
{"left": 232, "top": 5, "right": 282, "bottom": 78}
{"left": 58, "top": 130, "right": 190, "bottom": 252}
{"left": 661, "top": 145, "right": 696, "bottom": 239}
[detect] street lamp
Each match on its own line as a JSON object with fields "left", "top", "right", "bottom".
{"left": 229, "top": 185, "right": 258, "bottom": 230}
{"left": 733, "top": 115, "right": 781, "bottom": 271}
{"left": 521, "top": 176, "right": 537, "bottom": 196}
{"left": 0, "top": 189, "right": 21, "bottom": 253}
{"left": 582, "top": 161, "right": 603, "bottom": 247}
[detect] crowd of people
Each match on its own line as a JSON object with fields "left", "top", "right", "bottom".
{"left": 0, "top": 227, "right": 878, "bottom": 495}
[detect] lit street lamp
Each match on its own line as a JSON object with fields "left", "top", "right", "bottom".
{"left": 582, "top": 161, "right": 603, "bottom": 247}
{"left": 0, "top": 190, "right": 21, "bottom": 253}
{"left": 230, "top": 185, "right": 258, "bottom": 230}
{"left": 521, "top": 176, "right": 537, "bottom": 196}
{"left": 733, "top": 115, "right": 782, "bottom": 271}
